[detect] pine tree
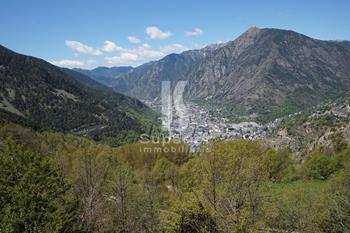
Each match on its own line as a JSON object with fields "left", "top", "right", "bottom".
{"left": 0, "top": 139, "right": 81, "bottom": 233}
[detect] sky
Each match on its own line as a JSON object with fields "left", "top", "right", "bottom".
{"left": 1, "top": 0, "right": 350, "bottom": 69}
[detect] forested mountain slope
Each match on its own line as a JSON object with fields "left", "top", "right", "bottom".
{"left": 0, "top": 45, "right": 159, "bottom": 144}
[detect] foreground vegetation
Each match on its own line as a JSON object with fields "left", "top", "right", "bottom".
{"left": 0, "top": 123, "right": 350, "bottom": 232}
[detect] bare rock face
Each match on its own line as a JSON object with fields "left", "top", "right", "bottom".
{"left": 186, "top": 28, "right": 350, "bottom": 117}
{"left": 110, "top": 27, "right": 350, "bottom": 120}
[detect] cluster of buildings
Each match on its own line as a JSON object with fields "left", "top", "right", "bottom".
{"left": 158, "top": 102, "right": 270, "bottom": 150}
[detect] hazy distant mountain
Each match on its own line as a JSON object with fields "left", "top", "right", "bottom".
{"left": 107, "top": 44, "right": 223, "bottom": 100}
{"left": 74, "top": 66, "right": 133, "bottom": 87}
{"left": 108, "top": 27, "right": 350, "bottom": 121}
{"left": 332, "top": 40, "right": 350, "bottom": 49}
{"left": 0, "top": 45, "right": 158, "bottom": 142}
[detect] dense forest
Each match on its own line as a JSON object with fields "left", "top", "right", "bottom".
{"left": 0, "top": 45, "right": 160, "bottom": 147}
{"left": 1, "top": 123, "right": 350, "bottom": 232}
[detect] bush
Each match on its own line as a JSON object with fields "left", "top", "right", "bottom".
{"left": 331, "top": 132, "right": 348, "bottom": 153}
{"left": 167, "top": 200, "right": 218, "bottom": 233}
{"left": 316, "top": 164, "right": 350, "bottom": 232}
{"left": 262, "top": 149, "right": 296, "bottom": 182}
{"left": 304, "top": 153, "right": 337, "bottom": 180}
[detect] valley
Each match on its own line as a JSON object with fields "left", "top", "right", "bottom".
{"left": 146, "top": 100, "right": 272, "bottom": 150}
{"left": 1, "top": 4, "right": 350, "bottom": 230}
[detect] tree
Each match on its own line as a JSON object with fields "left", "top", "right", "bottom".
{"left": 261, "top": 182, "right": 322, "bottom": 233}
{"left": 198, "top": 140, "right": 267, "bottom": 232}
{"left": 262, "top": 149, "right": 295, "bottom": 182}
{"left": 72, "top": 141, "right": 108, "bottom": 233}
{"left": 0, "top": 139, "right": 81, "bottom": 233}
{"left": 105, "top": 161, "right": 160, "bottom": 233}
{"left": 317, "top": 164, "right": 350, "bottom": 232}
{"left": 303, "top": 152, "right": 337, "bottom": 180}
{"left": 175, "top": 201, "right": 218, "bottom": 233}
{"left": 330, "top": 132, "right": 348, "bottom": 154}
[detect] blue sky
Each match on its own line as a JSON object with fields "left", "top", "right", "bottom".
{"left": 1, "top": 0, "right": 350, "bottom": 68}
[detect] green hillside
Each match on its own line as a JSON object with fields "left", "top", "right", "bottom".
{"left": 0, "top": 45, "right": 160, "bottom": 146}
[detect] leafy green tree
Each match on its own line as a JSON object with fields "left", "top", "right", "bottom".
{"left": 262, "top": 149, "right": 296, "bottom": 182}
{"left": 334, "top": 146, "right": 350, "bottom": 170}
{"left": 198, "top": 140, "right": 267, "bottom": 232}
{"left": 105, "top": 161, "right": 160, "bottom": 233}
{"left": 161, "top": 197, "right": 218, "bottom": 233}
{"left": 261, "top": 182, "right": 322, "bottom": 233}
{"left": 330, "top": 132, "right": 348, "bottom": 153}
{"left": 176, "top": 201, "right": 218, "bottom": 233}
{"left": 303, "top": 153, "right": 337, "bottom": 180}
{"left": 0, "top": 139, "right": 81, "bottom": 233}
{"left": 71, "top": 141, "right": 109, "bottom": 233}
{"left": 317, "top": 164, "right": 350, "bottom": 232}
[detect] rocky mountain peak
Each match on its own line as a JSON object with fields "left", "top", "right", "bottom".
{"left": 245, "top": 26, "right": 261, "bottom": 34}
{"left": 226, "top": 26, "right": 263, "bottom": 56}
{"left": 237, "top": 26, "right": 261, "bottom": 40}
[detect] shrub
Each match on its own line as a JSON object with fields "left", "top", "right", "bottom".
{"left": 262, "top": 149, "right": 296, "bottom": 182}
{"left": 304, "top": 153, "right": 337, "bottom": 180}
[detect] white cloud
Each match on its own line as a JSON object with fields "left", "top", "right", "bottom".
{"left": 65, "top": 40, "right": 102, "bottom": 55}
{"left": 128, "top": 36, "right": 141, "bottom": 44}
{"left": 137, "top": 48, "right": 164, "bottom": 58}
{"left": 105, "top": 53, "right": 139, "bottom": 65}
{"left": 141, "top": 43, "right": 151, "bottom": 49}
{"left": 50, "top": 59, "right": 96, "bottom": 68}
{"left": 145, "top": 26, "right": 172, "bottom": 40}
{"left": 102, "top": 40, "right": 170, "bottom": 65}
{"left": 103, "top": 41, "right": 201, "bottom": 65}
{"left": 160, "top": 43, "right": 187, "bottom": 53}
{"left": 59, "top": 37, "right": 198, "bottom": 66}
{"left": 185, "top": 28, "right": 204, "bottom": 37}
{"left": 103, "top": 40, "right": 123, "bottom": 52}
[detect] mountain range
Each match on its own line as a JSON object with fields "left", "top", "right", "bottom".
{"left": 73, "top": 66, "right": 134, "bottom": 87}
{"left": 1, "top": 26, "right": 350, "bottom": 141}
{"left": 77, "top": 27, "right": 350, "bottom": 122}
